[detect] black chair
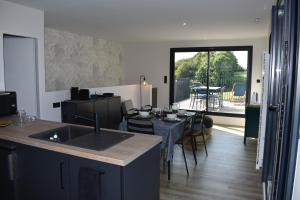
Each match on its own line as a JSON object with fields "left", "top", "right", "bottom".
{"left": 189, "top": 112, "right": 208, "bottom": 165}
{"left": 175, "top": 116, "right": 193, "bottom": 176}
{"left": 121, "top": 100, "right": 139, "bottom": 119}
{"left": 127, "top": 118, "right": 154, "bottom": 135}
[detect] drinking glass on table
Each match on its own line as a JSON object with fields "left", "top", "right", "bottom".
{"left": 152, "top": 108, "right": 161, "bottom": 118}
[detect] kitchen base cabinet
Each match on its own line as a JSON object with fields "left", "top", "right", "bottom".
{"left": 2, "top": 142, "right": 160, "bottom": 200}
{"left": 122, "top": 144, "right": 160, "bottom": 200}
{"left": 17, "top": 145, "right": 69, "bottom": 200}
{"left": 69, "top": 156, "right": 122, "bottom": 200}
{"left": 0, "top": 140, "right": 17, "bottom": 200}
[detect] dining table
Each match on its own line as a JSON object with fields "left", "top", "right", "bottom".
{"left": 119, "top": 113, "right": 190, "bottom": 180}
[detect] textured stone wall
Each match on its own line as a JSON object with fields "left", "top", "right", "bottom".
{"left": 45, "top": 28, "right": 123, "bottom": 91}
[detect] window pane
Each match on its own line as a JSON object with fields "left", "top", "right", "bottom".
{"left": 174, "top": 52, "right": 208, "bottom": 111}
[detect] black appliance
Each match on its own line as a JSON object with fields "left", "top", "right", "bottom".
{"left": 79, "top": 89, "right": 90, "bottom": 100}
{"left": 70, "top": 87, "right": 79, "bottom": 100}
{"left": 0, "top": 91, "right": 17, "bottom": 116}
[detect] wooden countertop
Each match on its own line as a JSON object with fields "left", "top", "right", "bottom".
{"left": 0, "top": 119, "right": 162, "bottom": 166}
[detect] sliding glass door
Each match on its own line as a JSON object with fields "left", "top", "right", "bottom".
{"left": 170, "top": 46, "right": 252, "bottom": 117}
{"left": 173, "top": 51, "right": 209, "bottom": 111}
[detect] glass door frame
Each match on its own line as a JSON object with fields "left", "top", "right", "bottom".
{"left": 170, "top": 46, "right": 253, "bottom": 117}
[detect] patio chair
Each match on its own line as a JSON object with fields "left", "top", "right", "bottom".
{"left": 231, "top": 83, "right": 246, "bottom": 102}
{"left": 191, "top": 87, "right": 207, "bottom": 110}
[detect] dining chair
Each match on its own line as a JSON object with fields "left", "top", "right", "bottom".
{"left": 175, "top": 116, "right": 193, "bottom": 176}
{"left": 127, "top": 118, "right": 154, "bottom": 135}
{"left": 189, "top": 112, "right": 208, "bottom": 165}
{"left": 121, "top": 100, "right": 139, "bottom": 119}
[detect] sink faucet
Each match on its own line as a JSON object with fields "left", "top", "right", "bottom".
{"left": 74, "top": 112, "right": 100, "bottom": 134}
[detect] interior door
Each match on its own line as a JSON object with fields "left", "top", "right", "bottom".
{"left": 3, "top": 36, "right": 38, "bottom": 116}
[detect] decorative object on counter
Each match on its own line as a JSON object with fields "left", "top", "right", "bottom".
{"left": 79, "top": 89, "right": 90, "bottom": 100}
{"left": 0, "top": 118, "right": 12, "bottom": 127}
{"left": 14, "top": 110, "right": 37, "bottom": 127}
{"left": 17, "top": 110, "right": 26, "bottom": 125}
{"left": 90, "top": 93, "right": 98, "bottom": 100}
{"left": 139, "top": 75, "right": 147, "bottom": 109}
{"left": 91, "top": 93, "right": 115, "bottom": 99}
{"left": 70, "top": 87, "right": 79, "bottom": 100}
{"left": 102, "top": 93, "right": 114, "bottom": 97}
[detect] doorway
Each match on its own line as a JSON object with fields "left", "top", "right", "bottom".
{"left": 170, "top": 46, "right": 253, "bottom": 117}
{"left": 3, "top": 34, "right": 39, "bottom": 117}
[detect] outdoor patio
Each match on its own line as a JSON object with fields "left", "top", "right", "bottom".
{"left": 177, "top": 97, "right": 245, "bottom": 114}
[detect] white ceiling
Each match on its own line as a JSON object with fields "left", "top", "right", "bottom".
{"left": 7, "top": 0, "right": 274, "bottom": 42}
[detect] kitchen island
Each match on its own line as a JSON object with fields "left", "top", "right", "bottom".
{"left": 0, "top": 119, "right": 162, "bottom": 200}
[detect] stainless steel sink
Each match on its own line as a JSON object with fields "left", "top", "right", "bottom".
{"left": 29, "top": 125, "right": 133, "bottom": 151}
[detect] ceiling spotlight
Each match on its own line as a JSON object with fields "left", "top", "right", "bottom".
{"left": 182, "top": 22, "right": 187, "bottom": 26}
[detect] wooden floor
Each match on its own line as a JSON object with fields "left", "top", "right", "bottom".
{"left": 160, "top": 126, "right": 262, "bottom": 200}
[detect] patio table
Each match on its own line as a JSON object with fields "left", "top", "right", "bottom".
{"left": 193, "top": 86, "right": 224, "bottom": 108}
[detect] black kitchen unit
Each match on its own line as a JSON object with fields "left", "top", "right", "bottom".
{"left": 0, "top": 141, "right": 160, "bottom": 200}
{"left": 61, "top": 96, "right": 122, "bottom": 129}
{"left": 0, "top": 140, "right": 17, "bottom": 200}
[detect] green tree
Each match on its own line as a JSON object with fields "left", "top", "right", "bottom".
{"left": 175, "top": 51, "right": 246, "bottom": 90}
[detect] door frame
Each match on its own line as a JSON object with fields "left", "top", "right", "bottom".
{"left": 170, "top": 46, "right": 253, "bottom": 117}
{"left": 3, "top": 34, "right": 40, "bottom": 118}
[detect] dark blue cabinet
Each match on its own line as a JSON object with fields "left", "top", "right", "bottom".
{"left": 1, "top": 141, "right": 160, "bottom": 200}
{"left": 17, "top": 145, "right": 69, "bottom": 200}
{"left": 0, "top": 140, "right": 17, "bottom": 200}
{"left": 69, "top": 156, "right": 122, "bottom": 200}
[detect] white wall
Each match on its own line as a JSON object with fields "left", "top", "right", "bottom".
{"left": 0, "top": 0, "right": 44, "bottom": 119}
{"left": 0, "top": 1, "right": 151, "bottom": 122}
{"left": 293, "top": 140, "right": 300, "bottom": 200}
{"left": 0, "top": 0, "right": 44, "bottom": 91}
{"left": 122, "top": 38, "right": 268, "bottom": 109}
